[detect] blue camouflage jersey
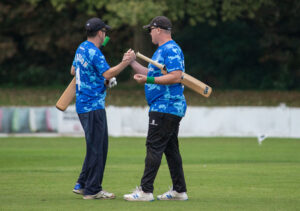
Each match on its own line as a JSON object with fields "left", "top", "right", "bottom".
{"left": 145, "top": 40, "right": 187, "bottom": 117}
{"left": 72, "top": 41, "right": 110, "bottom": 114}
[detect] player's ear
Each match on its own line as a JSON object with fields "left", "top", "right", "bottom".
{"left": 97, "top": 30, "right": 102, "bottom": 37}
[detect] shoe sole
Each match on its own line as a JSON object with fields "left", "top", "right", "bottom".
{"left": 83, "top": 195, "right": 116, "bottom": 200}
{"left": 157, "top": 197, "right": 188, "bottom": 201}
{"left": 73, "top": 189, "right": 84, "bottom": 195}
{"left": 124, "top": 197, "right": 154, "bottom": 202}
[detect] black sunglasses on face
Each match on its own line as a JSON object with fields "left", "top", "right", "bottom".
{"left": 148, "top": 27, "right": 157, "bottom": 33}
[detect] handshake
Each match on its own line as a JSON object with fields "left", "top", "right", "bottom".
{"left": 104, "top": 49, "right": 141, "bottom": 88}
{"left": 122, "top": 49, "right": 136, "bottom": 65}
{"left": 122, "top": 49, "right": 149, "bottom": 84}
{"left": 105, "top": 49, "right": 136, "bottom": 88}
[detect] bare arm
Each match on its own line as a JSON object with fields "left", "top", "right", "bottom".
{"left": 123, "top": 49, "right": 148, "bottom": 75}
{"left": 70, "top": 66, "right": 75, "bottom": 76}
{"left": 101, "top": 49, "right": 135, "bottom": 80}
{"left": 130, "top": 60, "right": 148, "bottom": 75}
{"left": 134, "top": 70, "right": 182, "bottom": 85}
{"left": 71, "top": 52, "right": 131, "bottom": 80}
{"left": 102, "top": 61, "right": 129, "bottom": 80}
{"left": 154, "top": 70, "right": 182, "bottom": 84}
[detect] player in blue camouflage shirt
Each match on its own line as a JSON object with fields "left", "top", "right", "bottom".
{"left": 124, "top": 16, "right": 188, "bottom": 201}
{"left": 70, "top": 17, "right": 134, "bottom": 200}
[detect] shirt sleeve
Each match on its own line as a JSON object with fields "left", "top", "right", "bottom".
{"left": 93, "top": 50, "right": 110, "bottom": 75}
{"left": 164, "top": 46, "right": 184, "bottom": 73}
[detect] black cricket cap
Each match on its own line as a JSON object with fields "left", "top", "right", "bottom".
{"left": 85, "top": 17, "right": 111, "bottom": 32}
{"left": 143, "top": 16, "right": 172, "bottom": 31}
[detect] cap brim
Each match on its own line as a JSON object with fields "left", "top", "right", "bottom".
{"left": 143, "top": 24, "right": 151, "bottom": 29}
{"left": 105, "top": 25, "right": 111, "bottom": 30}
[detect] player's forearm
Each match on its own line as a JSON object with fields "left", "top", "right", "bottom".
{"left": 103, "top": 61, "right": 128, "bottom": 80}
{"left": 130, "top": 61, "right": 148, "bottom": 75}
{"left": 151, "top": 70, "right": 182, "bottom": 85}
{"left": 154, "top": 73, "right": 182, "bottom": 85}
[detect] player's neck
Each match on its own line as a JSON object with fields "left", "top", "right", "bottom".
{"left": 87, "top": 37, "right": 101, "bottom": 48}
{"left": 158, "top": 36, "right": 172, "bottom": 46}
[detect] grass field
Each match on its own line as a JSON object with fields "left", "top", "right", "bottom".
{"left": 0, "top": 137, "right": 299, "bottom": 210}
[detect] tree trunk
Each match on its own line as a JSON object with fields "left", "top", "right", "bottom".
{"left": 133, "top": 26, "right": 155, "bottom": 67}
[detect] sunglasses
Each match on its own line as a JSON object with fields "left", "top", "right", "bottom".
{"left": 148, "top": 27, "right": 157, "bottom": 33}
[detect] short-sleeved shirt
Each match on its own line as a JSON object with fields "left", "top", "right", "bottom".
{"left": 72, "top": 41, "right": 110, "bottom": 114}
{"left": 145, "top": 40, "right": 187, "bottom": 117}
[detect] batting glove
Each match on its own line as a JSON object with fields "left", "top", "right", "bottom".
{"left": 105, "top": 77, "right": 117, "bottom": 88}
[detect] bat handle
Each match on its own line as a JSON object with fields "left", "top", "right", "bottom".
{"left": 136, "top": 52, "right": 165, "bottom": 71}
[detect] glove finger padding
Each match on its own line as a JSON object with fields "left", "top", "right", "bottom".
{"left": 106, "top": 77, "right": 117, "bottom": 88}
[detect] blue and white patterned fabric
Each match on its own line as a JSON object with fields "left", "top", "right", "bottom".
{"left": 72, "top": 41, "right": 110, "bottom": 114}
{"left": 145, "top": 40, "right": 187, "bottom": 117}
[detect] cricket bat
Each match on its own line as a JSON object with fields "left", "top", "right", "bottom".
{"left": 136, "top": 52, "right": 212, "bottom": 97}
{"left": 56, "top": 36, "right": 110, "bottom": 111}
{"left": 56, "top": 77, "right": 76, "bottom": 111}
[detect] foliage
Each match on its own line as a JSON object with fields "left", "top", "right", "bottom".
{"left": 254, "top": 0, "right": 300, "bottom": 89}
{"left": 0, "top": 0, "right": 299, "bottom": 89}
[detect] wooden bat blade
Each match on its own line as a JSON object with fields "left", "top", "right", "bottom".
{"left": 56, "top": 77, "right": 76, "bottom": 111}
{"left": 181, "top": 73, "right": 212, "bottom": 97}
{"left": 136, "top": 52, "right": 212, "bottom": 97}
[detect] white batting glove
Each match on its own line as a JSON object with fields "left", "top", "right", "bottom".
{"left": 105, "top": 77, "right": 117, "bottom": 88}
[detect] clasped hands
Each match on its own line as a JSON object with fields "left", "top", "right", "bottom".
{"left": 122, "top": 49, "right": 147, "bottom": 84}
{"left": 122, "top": 49, "right": 136, "bottom": 64}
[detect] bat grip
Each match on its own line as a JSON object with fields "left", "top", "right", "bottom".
{"left": 100, "top": 36, "right": 110, "bottom": 50}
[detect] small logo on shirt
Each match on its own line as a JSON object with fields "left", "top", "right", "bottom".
{"left": 149, "top": 119, "right": 158, "bottom": 126}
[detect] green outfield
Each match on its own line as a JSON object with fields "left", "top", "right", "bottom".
{"left": 0, "top": 137, "right": 299, "bottom": 211}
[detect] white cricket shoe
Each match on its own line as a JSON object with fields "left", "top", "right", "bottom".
{"left": 157, "top": 187, "right": 188, "bottom": 201}
{"left": 83, "top": 190, "right": 115, "bottom": 200}
{"left": 123, "top": 186, "right": 154, "bottom": 201}
{"left": 72, "top": 183, "right": 84, "bottom": 195}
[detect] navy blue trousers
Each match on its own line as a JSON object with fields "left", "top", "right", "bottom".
{"left": 141, "top": 112, "right": 187, "bottom": 193}
{"left": 76, "top": 109, "right": 108, "bottom": 195}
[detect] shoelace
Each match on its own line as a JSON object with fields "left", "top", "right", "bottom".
{"left": 101, "top": 190, "right": 113, "bottom": 196}
{"left": 131, "top": 186, "right": 142, "bottom": 194}
{"left": 164, "top": 186, "right": 174, "bottom": 197}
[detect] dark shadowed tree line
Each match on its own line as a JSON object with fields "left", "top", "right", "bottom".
{"left": 0, "top": 0, "right": 299, "bottom": 89}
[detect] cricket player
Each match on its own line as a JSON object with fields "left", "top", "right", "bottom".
{"left": 71, "top": 17, "right": 133, "bottom": 199}
{"left": 123, "top": 16, "right": 188, "bottom": 201}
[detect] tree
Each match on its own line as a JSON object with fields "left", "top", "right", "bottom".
{"left": 0, "top": 0, "right": 299, "bottom": 89}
